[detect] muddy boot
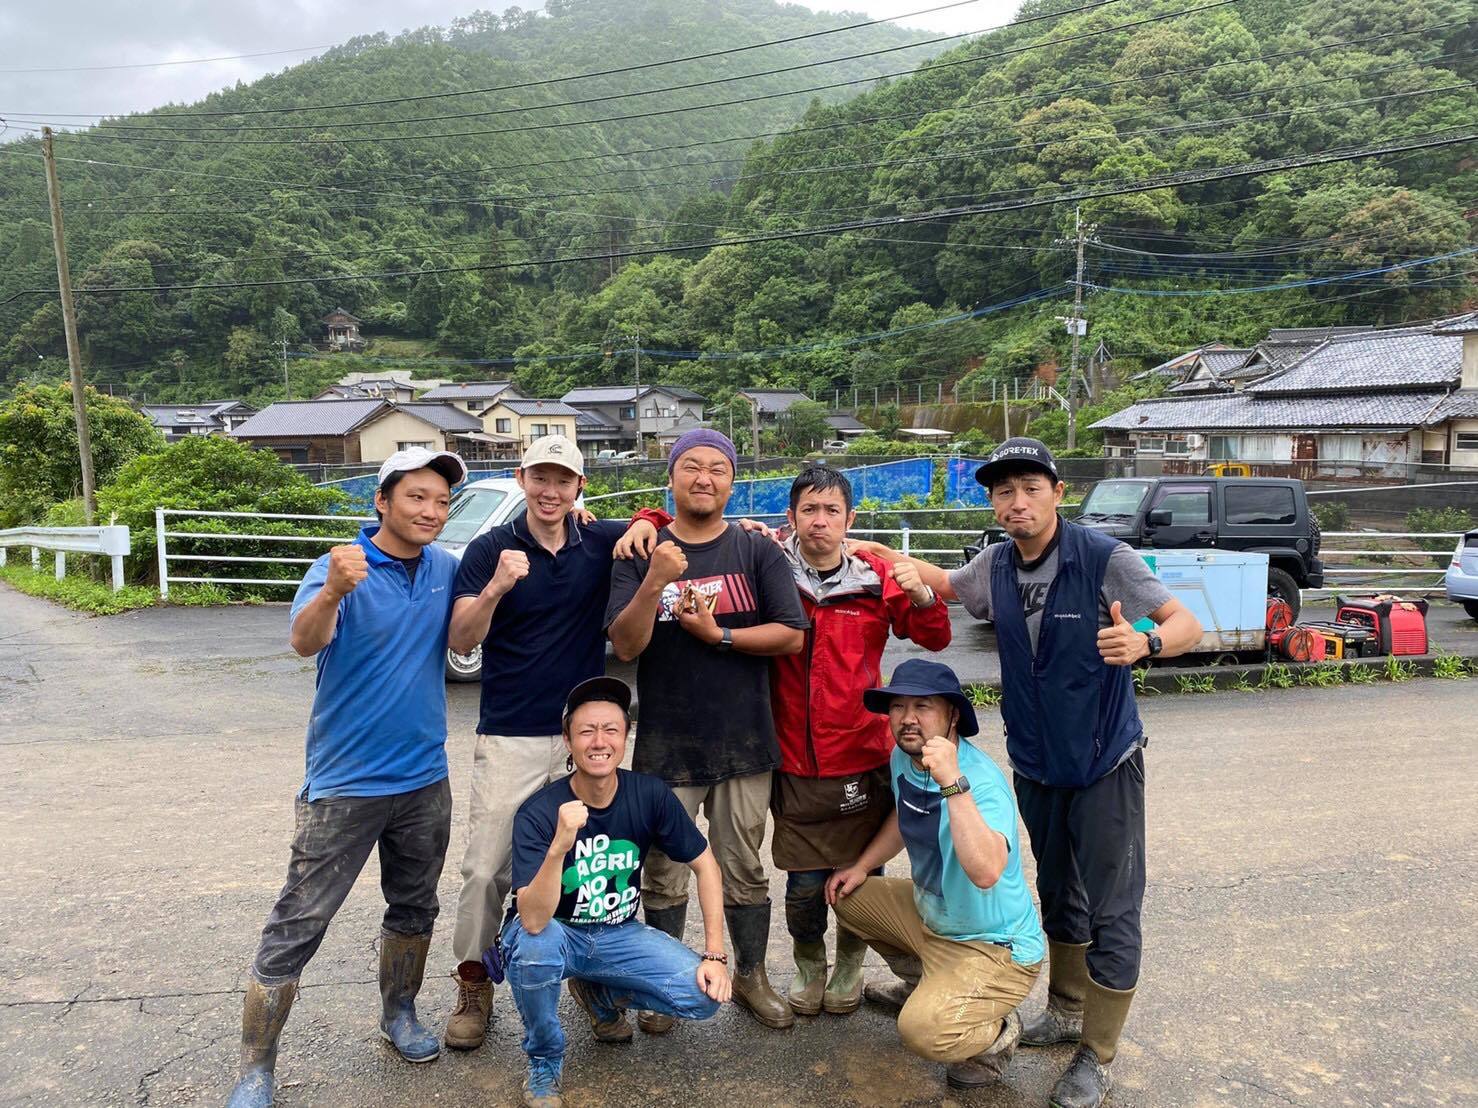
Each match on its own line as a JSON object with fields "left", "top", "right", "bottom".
{"left": 378, "top": 930, "right": 441, "bottom": 1063}
{"left": 862, "top": 948, "right": 921, "bottom": 1012}
{"left": 727, "top": 901, "right": 794, "bottom": 1030}
{"left": 787, "top": 940, "right": 827, "bottom": 1016}
{"left": 225, "top": 978, "right": 297, "bottom": 1108}
{"left": 444, "top": 963, "right": 493, "bottom": 1051}
{"left": 567, "top": 978, "right": 633, "bottom": 1042}
{"left": 1050, "top": 980, "right": 1133, "bottom": 1108}
{"left": 637, "top": 902, "right": 687, "bottom": 1034}
{"left": 946, "top": 1009, "right": 1021, "bottom": 1089}
{"left": 1022, "top": 940, "right": 1089, "bottom": 1047}
{"left": 822, "top": 927, "right": 866, "bottom": 1015}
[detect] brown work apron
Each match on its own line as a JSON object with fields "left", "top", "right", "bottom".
{"left": 770, "top": 764, "right": 894, "bottom": 872}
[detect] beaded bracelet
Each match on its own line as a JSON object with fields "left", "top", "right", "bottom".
{"left": 701, "top": 951, "right": 728, "bottom": 965}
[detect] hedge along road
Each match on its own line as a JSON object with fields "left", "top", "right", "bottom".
{"left": 1, "top": 587, "right": 1475, "bottom": 1106}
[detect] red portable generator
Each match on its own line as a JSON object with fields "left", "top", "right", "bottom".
{"left": 1271, "top": 625, "right": 1325, "bottom": 663}
{"left": 1335, "top": 596, "right": 1429, "bottom": 656}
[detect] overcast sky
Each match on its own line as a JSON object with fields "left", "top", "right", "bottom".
{"left": 0, "top": 1, "right": 1021, "bottom": 136}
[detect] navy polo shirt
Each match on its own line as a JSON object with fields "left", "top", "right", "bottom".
{"left": 289, "top": 526, "right": 457, "bottom": 800}
{"left": 453, "top": 513, "right": 630, "bottom": 736}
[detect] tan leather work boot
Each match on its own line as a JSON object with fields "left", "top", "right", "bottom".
{"left": 443, "top": 968, "right": 493, "bottom": 1051}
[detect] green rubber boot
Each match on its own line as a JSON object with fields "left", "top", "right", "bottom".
{"left": 788, "top": 940, "right": 827, "bottom": 1016}
{"left": 823, "top": 927, "right": 867, "bottom": 1015}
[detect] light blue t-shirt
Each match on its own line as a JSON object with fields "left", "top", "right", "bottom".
{"left": 891, "top": 739, "right": 1045, "bottom": 966}
{"left": 289, "top": 527, "right": 457, "bottom": 800}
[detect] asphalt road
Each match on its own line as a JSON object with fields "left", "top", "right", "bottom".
{"left": 2, "top": 586, "right": 1476, "bottom": 1106}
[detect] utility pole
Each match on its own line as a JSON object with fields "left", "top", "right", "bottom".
{"left": 41, "top": 127, "right": 96, "bottom": 524}
{"left": 631, "top": 330, "right": 643, "bottom": 457}
{"left": 282, "top": 339, "right": 290, "bottom": 398}
{"left": 1065, "top": 206, "right": 1089, "bottom": 451}
{"left": 750, "top": 393, "right": 761, "bottom": 464}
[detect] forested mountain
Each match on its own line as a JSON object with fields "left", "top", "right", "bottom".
{"left": 1, "top": 0, "right": 1474, "bottom": 408}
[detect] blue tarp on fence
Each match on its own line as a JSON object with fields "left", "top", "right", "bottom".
{"left": 326, "top": 469, "right": 515, "bottom": 515}
{"left": 665, "top": 458, "right": 936, "bottom": 517}
{"left": 946, "top": 458, "right": 994, "bottom": 506}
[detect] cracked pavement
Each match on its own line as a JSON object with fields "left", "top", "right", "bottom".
{"left": 1, "top": 587, "right": 1476, "bottom": 1106}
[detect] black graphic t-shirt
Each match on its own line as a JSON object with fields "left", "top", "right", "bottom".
{"left": 604, "top": 524, "right": 809, "bottom": 786}
{"left": 509, "top": 769, "right": 707, "bottom": 926}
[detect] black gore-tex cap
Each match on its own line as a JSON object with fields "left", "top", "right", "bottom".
{"left": 974, "top": 437, "right": 1060, "bottom": 489}
{"left": 562, "top": 676, "right": 632, "bottom": 722}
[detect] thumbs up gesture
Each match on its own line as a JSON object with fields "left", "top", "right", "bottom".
{"left": 1097, "top": 600, "right": 1150, "bottom": 666}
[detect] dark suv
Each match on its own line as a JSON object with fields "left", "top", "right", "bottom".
{"left": 967, "top": 476, "right": 1324, "bottom": 617}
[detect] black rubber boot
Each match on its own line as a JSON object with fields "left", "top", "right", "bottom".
{"left": 225, "top": 978, "right": 297, "bottom": 1108}
{"left": 726, "top": 901, "right": 794, "bottom": 1030}
{"left": 378, "top": 930, "right": 440, "bottom": 1063}
{"left": 1050, "top": 1047, "right": 1112, "bottom": 1108}
{"left": 638, "top": 903, "right": 688, "bottom": 1034}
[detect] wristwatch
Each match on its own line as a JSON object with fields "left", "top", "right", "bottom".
{"left": 939, "top": 776, "right": 972, "bottom": 798}
{"left": 715, "top": 627, "right": 734, "bottom": 652}
{"left": 1144, "top": 630, "right": 1163, "bottom": 658}
{"left": 912, "top": 585, "right": 936, "bottom": 608}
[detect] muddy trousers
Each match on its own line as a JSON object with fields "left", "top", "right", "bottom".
{"left": 1013, "top": 750, "right": 1145, "bottom": 992}
{"left": 250, "top": 778, "right": 452, "bottom": 985}
{"left": 642, "top": 771, "right": 771, "bottom": 910}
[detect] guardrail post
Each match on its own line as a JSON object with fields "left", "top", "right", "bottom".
{"left": 32, "top": 546, "right": 40, "bottom": 570}
{"left": 55, "top": 551, "right": 65, "bottom": 581}
{"left": 155, "top": 508, "right": 169, "bottom": 599}
{"left": 901, "top": 522, "right": 912, "bottom": 558}
{"left": 0, "top": 546, "right": 6, "bottom": 566}
{"left": 111, "top": 553, "right": 124, "bottom": 592}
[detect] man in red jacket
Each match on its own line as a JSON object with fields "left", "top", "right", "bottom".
{"left": 770, "top": 465, "right": 952, "bottom": 1018}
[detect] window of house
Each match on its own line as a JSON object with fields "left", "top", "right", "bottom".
{"left": 1136, "top": 436, "right": 1166, "bottom": 453}
{"left": 467, "top": 401, "right": 479, "bottom": 411}
{"left": 1456, "top": 432, "right": 1478, "bottom": 451}
{"left": 397, "top": 441, "right": 434, "bottom": 451}
{"left": 531, "top": 423, "right": 548, "bottom": 436}
{"left": 1224, "top": 484, "right": 1296, "bottom": 525}
{"left": 620, "top": 405, "right": 635, "bottom": 420}
{"left": 550, "top": 424, "right": 565, "bottom": 437}
{"left": 1152, "top": 487, "right": 1212, "bottom": 525}
{"left": 495, "top": 418, "right": 511, "bottom": 434}
{"left": 1164, "top": 437, "right": 1190, "bottom": 455}
{"left": 1208, "top": 435, "right": 1237, "bottom": 461}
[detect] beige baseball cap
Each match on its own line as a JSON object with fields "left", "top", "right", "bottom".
{"left": 520, "top": 434, "right": 584, "bottom": 477}
{"left": 377, "top": 446, "right": 468, "bottom": 489}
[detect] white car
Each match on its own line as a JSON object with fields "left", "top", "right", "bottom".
{"left": 1445, "top": 528, "right": 1478, "bottom": 621}
{"left": 434, "top": 478, "right": 528, "bottom": 682}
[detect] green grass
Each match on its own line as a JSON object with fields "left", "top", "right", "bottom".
{"left": 1346, "top": 663, "right": 1378, "bottom": 685}
{"left": 966, "top": 684, "right": 1003, "bottom": 709}
{"left": 1174, "top": 673, "right": 1218, "bottom": 694}
{"left": 1382, "top": 655, "right": 1416, "bottom": 683}
{"left": 1260, "top": 662, "right": 1296, "bottom": 690}
{"left": 0, "top": 562, "right": 158, "bottom": 615}
{"left": 1431, "top": 649, "right": 1470, "bottom": 680}
{"left": 1298, "top": 662, "right": 1346, "bottom": 688}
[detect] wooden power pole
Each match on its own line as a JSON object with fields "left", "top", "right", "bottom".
{"left": 40, "top": 127, "right": 97, "bottom": 523}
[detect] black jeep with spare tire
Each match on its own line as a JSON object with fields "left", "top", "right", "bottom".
{"left": 965, "top": 476, "right": 1324, "bottom": 618}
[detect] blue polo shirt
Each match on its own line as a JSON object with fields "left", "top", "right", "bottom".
{"left": 452, "top": 513, "right": 630, "bottom": 736}
{"left": 892, "top": 739, "right": 1045, "bottom": 967}
{"left": 290, "top": 527, "right": 457, "bottom": 800}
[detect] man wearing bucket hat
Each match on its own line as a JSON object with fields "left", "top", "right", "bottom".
{"left": 502, "top": 676, "right": 730, "bottom": 1107}
{"left": 606, "top": 428, "right": 809, "bottom": 1031}
{"left": 858, "top": 438, "right": 1201, "bottom": 1108}
{"left": 441, "top": 434, "right": 672, "bottom": 1050}
{"left": 826, "top": 658, "right": 1044, "bottom": 1092}
{"left": 226, "top": 447, "right": 468, "bottom": 1108}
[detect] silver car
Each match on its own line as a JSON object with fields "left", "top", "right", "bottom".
{"left": 1444, "top": 528, "right": 1478, "bottom": 621}
{"left": 435, "top": 477, "right": 528, "bottom": 682}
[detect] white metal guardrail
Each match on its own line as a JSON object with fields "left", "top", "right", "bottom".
{"left": 0, "top": 525, "right": 132, "bottom": 591}
{"left": 155, "top": 508, "right": 371, "bottom": 599}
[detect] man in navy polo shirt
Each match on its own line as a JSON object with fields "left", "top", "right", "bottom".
{"left": 226, "top": 447, "right": 466, "bottom": 1108}
{"left": 442, "top": 434, "right": 667, "bottom": 1050}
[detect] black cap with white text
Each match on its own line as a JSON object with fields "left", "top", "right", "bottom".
{"left": 974, "top": 437, "right": 1060, "bottom": 489}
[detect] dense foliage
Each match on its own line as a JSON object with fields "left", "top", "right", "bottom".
{"left": 0, "top": 0, "right": 1473, "bottom": 412}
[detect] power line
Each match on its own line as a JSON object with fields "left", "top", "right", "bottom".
{"left": 1084, "top": 247, "right": 1478, "bottom": 295}
{"left": 0, "top": 43, "right": 335, "bottom": 75}
{"left": 3, "top": 127, "right": 1471, "bottom": 305}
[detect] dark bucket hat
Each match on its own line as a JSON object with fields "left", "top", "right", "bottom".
{"left": 861, "top": 658, "right": 979, "bottom": 737}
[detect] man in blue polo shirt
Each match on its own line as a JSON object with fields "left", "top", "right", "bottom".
{"left": 442, "top": 434, "right": 667, "bottom": 1049}
{"left": 827, "top": 659, "right": 1044, "bottom": 1093}
{"left": 226, "top": 448, "right": 466, "bottom": 1108}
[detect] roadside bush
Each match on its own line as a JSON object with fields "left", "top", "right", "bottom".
{"left": 1312, "top": 501, "right": 1351, "bottom": 531}
{"left": 1405, "top": 506, "right": 1474, "bottom": 569}
{"left": 0, "top": 562, "right": 157, "bottom": 615}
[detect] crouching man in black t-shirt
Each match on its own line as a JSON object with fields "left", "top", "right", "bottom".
{"left": 503, "top": 677, "right": 732, "bottom": 1107}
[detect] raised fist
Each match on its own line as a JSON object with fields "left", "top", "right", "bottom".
{"left": 649, "top": 540, "right": 688, "bottom": 588}
{"left": 325, "top": 544, "right": 369, "bottom": 598}
{"left": 891, "top": 559, "right": 932, "bottom": 605}
{"left": 489, "top": 548, "right": 530, "bottom": 597}
{"left": 553, "top": 799, "right": 590, "bottom": 852}
{"left": 920, "top": 736, "right": 961, "bottom": 789}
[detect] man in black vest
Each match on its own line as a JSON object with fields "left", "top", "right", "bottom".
{"left": 863, "top": 438, "right": 1201, "bottom": 1108}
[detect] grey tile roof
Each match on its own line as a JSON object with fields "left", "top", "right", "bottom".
{"left": 574, "top": 409, "right": 622, "bottom": 430}
{"left": 1092, "top": 391, "right": 1448, "bottom": 432}
{"left": 390, "top": 403, "right": 484, "bottom": 432}
{"left": 1244, "top": 328, "right": 1461, "bottom": 396}
{"left": 1432, "top": 311, "right": 1478, "bottom": 334}
{"left": 1423, "top": 390, "right": 1478, "bottom": 423}
{"left": 825, "top": 413, "right": 869, "bottom": 432}
{"left": 1201, "top": 349, "right": 1252, "bottom": 378}
{"left": 418, "top": 380, "right": 518, "bottom": 401}
{"left": 500, "top": 399, "right": 581, "bottom": 417}
{"left": 562, "top": 385, "right": 707, "bottom": 404}
{"left": 230, "top": 399, "right": 387, "bottom": 438}
{"left": 1264, "top": 326, "right": 1373, "bottom": 343}
{"left": 739, "top": 388, "right": 810, "bottom": 413}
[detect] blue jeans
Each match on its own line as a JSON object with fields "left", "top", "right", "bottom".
{"left": 501, "top": 915, "right": 720, "bottom": 1061}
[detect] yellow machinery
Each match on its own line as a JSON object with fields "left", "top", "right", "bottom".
{"left": 1204, "top": 462, "right": 1252, "bottom": 477}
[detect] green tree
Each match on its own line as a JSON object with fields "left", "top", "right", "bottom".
{"left": 0, "top": 384, "right": 164, "bottom": 527}
{"left": 773, "top": 399, "right": 833, "bottom": 454}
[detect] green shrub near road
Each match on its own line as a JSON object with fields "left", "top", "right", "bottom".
{"left": 1405, "top": 507, "right": 1474, "bottom": 569}
{"left": 0, "top": 562, "right": 157, "bottom": 615}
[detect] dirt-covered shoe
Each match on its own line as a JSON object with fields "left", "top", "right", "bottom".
{"left": 788, "top": 940, "right": 827, "bottom": 1016}
{"left": 946, "top": 1010, "right": 1021, "bottom": 1089}
{"left": 1049, "top": 1047, "right": 1112, "bottom": 1108}
{"left": 1021, "top": 1002, "right": 1084, "bottom": 1047}
{"left": 444, "top": 970, "right": 493, "bottom": 1051}
{"left": 567, "top": 978, "right": 632, "bottom": 1043}
{"left": 862, "top": 977, "right": 916, "bottom": 1012}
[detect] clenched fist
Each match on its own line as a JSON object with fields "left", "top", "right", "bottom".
{"left": 553, "top": 799, "right": 590, "bottom": 853}
{"left": 648, "top": 540, "right": 688, "bottom": 588}
{"left": 890, "top": 558, "right": 933, "bottom": 606}
{"left": 325, "top": 544, "right": 369, "bottom": 598}
{"left": 488, "top": 548, "right": 530, "bottom": 598}
{"left": 920, "top": 736, "right": 961, "bottom": 789}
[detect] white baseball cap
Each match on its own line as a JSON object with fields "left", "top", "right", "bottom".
{"left": 519, "top": 434, "right": 584, "bottom": 477}
{"left": 377, "top": 446, "right": 468, "bottom": 489}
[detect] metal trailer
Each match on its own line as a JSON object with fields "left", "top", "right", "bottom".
{"left": 1135, "top": 549, "right": 1270, "bottom": 656}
